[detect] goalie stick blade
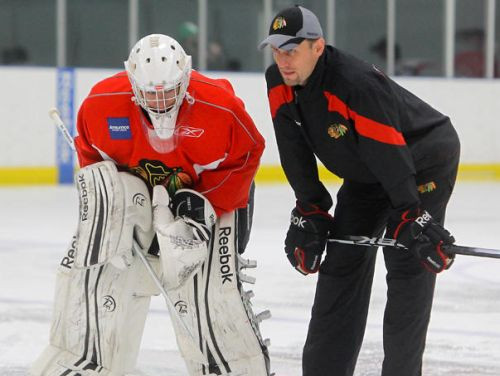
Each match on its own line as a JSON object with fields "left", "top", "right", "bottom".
{"left": 328, "top": 236, "right": 500, "bottom": 259}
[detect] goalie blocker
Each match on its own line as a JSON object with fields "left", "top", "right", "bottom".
{"left": 31, "top": 161, "right": 271, "bottom": 375}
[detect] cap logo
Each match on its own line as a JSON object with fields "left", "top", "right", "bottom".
{"left": 272, "top": 16, "right": 287, "bottom": 30}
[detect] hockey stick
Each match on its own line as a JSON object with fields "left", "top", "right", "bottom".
{"left": 328, "top": 236, "right": 500, "bottom": 259}
{"left": 49, "top": 108, "right": 203, "bottom": 352}
{"left": 49, "top": 107, "right": 76, "bottom": 151}
{"left": 132, "top": 240, "right": 199, "bottom": 342}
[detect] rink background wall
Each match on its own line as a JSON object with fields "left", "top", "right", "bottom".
{"left": 1, "top": 66, "right": 499, "bottom": 185}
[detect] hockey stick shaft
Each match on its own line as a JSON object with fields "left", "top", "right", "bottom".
{"left": 133, "top": 241, "right": 199, "bottom": 342}
{"left": 328, "top": 236, "right": 500, "bottom": 259}
{"left": 442, "top": 244, "right": 500, "bottom": 258}
{"left": 49, "top": 107, "right": 76, "bottom": 152}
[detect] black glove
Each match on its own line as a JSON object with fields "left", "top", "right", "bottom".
{"left": 393, "top": 208, "right": 455, "bottom": 273}
{"left": 285, "top": 202, "right": 334, "bottom": 275}
{"left": 171, "top": 189, "right": 217, "bottom": 242}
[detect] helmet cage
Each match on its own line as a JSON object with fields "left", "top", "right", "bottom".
{"left": 129, "top": 71, "right": 189, "bottom": 117}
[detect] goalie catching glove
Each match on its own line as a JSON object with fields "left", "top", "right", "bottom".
{"left": 170, "top": 188, "right": 217, "bottom": 241}
{"left": 285, "top": 201, "right": 334, "bottom": 275}
{"left": 153, "top": 185, "right": 217, "bottom": 289}
{"left": 392, "top": 208, "right": 455, "bottom": 273}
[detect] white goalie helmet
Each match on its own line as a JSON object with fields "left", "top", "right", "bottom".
{"left": 125, "top": 34, "right": 192, "bottom": 141}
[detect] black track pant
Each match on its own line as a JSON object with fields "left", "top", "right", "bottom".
{"left": 302, "top": 166, "right": 458, "bottom": 376}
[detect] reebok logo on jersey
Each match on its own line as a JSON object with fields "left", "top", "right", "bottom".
{"left": 175, "top": 126, "right": 204, "bottom": 138}
{"left": 327, "top": 123, "right": 348, "bottom": 139}
{"left": 107, "top": 117, "right": 131, "bottom": 140}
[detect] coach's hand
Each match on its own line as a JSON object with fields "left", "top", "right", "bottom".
{"left": 285, "top": 202, "right": 334, "bottom": 275}
{"left": 393, "top": 208, "right": 455, "bottom": 273}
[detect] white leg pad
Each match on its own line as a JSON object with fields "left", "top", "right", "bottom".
{"left": 75, "top": 161, "right": 155, "bottom": 269}
{"left": 30, "top": 237, "right": 160, "bottom": 376}
{"left": 165, "top": 211, "right": 271, "bottom": 376}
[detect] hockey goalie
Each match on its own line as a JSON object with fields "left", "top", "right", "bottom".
{"left": 30, "top": 33, "right": 270, "bottom": 375}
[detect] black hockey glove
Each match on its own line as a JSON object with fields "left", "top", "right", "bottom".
{"left": 171, "top": 189, "right": 217, "bottom": 242}
{"left": 285, "top": 202, "right": 334, "bottom": 275}
{"left": 393, "top": 208, "right": 455, "bottom": 273}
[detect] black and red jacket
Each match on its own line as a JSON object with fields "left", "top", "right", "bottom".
{"left": 265, "top": 46, "right": 460, "bottom": 213}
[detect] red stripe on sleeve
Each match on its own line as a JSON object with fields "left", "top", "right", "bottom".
{"left": 268, "top": 84, "right": 294, "bottom": 119}
{"left": 354, "top": 114, "right": 406, "bottom": 145}
{"left": 324, "top": 91, "right": 350, "bottom": 119}
{"left": 324, "top": 91, "right": 406, "bottom": 146}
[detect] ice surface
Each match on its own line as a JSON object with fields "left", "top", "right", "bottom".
{"left": 1, "top": 182, "right": 499, "bottom": 375}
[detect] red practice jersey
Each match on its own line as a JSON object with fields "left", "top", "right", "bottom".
{"left": 75, "top": 70, "right": 265, "bottom": 215}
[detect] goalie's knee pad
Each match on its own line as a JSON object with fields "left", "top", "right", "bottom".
{"left": 75, "top": 161, "right": 155, "bottom": 269}
{"left": 30, "top": 236, "right": 161, "bottom": 376}
{"left": 166, "top": 211, "right": 271, "bottom": 376}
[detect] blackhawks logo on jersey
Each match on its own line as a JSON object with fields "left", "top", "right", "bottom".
{"left": 129, "top": 159, "right": 193, "bottom": 196}
{"left": 417, "top": 181, "right": 437, "bottom": 194}
{"left": 327, "top": 123, "right": 348, "bottom": 139}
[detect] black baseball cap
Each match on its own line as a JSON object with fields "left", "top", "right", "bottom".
{"left": 258, "top": 5, "right": 323, "bottom": 51}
